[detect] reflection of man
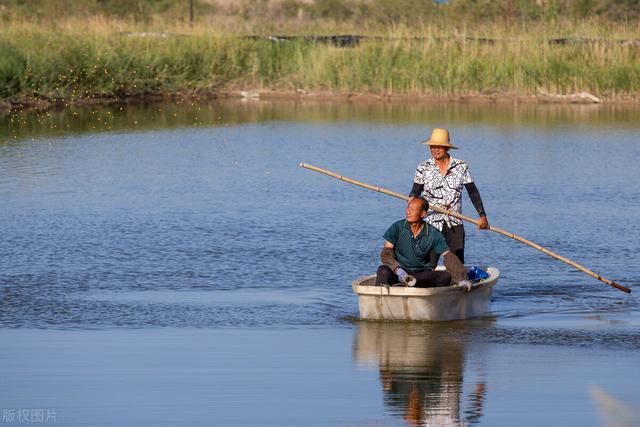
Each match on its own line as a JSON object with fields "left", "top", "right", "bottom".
{"left": 376, "top": 197, "right": 469, "bottom": 288}
{"left": 353, "top": 322, "right": 487, "bottom": 427}
{"left": 377, "top": 331, "right": 467, "bottom": 426}
{"left": 410, "top": 128, "right": 489, "bottom": 265}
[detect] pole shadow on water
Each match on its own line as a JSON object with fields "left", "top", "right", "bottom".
{"left": 352, "top": 320, "right": 495, "bottom": 426}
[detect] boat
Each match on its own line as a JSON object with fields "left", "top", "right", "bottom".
{"left": 352, "top": 266, "right": 500, "bottom": 321}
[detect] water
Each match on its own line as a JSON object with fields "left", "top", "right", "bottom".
{"left": 1, "top": 100, "right": 639, "bottom": 426}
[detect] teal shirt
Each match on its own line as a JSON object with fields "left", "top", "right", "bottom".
{"left": 383, "top": 220, "right": 448, "bottom": 271}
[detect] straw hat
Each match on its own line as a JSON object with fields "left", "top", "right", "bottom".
{"left": 420, "top": 128, "right": 457, "bottom": 149}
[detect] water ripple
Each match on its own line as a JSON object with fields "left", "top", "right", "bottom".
{"left": 1, "top": 103, "right": 639, "bottom": 337}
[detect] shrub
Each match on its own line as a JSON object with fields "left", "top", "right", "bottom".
{"left": 0, "top": 42, "right": 26, "bottom": 99}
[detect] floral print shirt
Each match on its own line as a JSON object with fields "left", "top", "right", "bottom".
{"left": 413, "top": 156, "right": 474, "bottom": 230}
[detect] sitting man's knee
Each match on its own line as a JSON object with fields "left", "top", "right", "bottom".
{"left": 377, "top": 265, "right": 390, "bottom": 274}
{"left": 375, "top": 265, "right": 394, "bottom": 285}
{"left": 438, "top": 272, "right": 452, "bottom": 287}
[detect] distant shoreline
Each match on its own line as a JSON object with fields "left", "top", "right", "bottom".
{"left": 2, "top": 89, "right": 639, "bottom": 113}
{"left": 2, "top": 19, "right": 640, "bottom": 112}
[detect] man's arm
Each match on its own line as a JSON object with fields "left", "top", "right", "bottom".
{"left": 442, "top": 250, "right": 468, "bottom": 284}
{"left": 430, "top": 230, "right": 466, "bottom": 283}
{"left": 464, "top": 182, "right": 489, "bottom": 229}
{"left": 380, "top": 241, "right": 401, "bottom": 272}
{"left": 381, "top": 241, "right": 416, "bottom": 286}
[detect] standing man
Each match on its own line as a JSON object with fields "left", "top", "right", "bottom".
{"left": 410, "top": 128, "right": 489, "bottom": 265}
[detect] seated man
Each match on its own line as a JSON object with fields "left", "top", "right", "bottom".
{"left": 376, "top": 197, "right": 469, "bottom": 288}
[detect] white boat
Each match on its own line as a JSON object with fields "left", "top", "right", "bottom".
{"left": 352, "top": 266, "right": 500, "bottom": 321}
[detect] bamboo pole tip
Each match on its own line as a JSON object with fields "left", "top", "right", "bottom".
{"left": 299, "top": 162, "right": 305, "bottom": 167}
{"left": 611, "top": 281, "right": 631, "bottom": 293}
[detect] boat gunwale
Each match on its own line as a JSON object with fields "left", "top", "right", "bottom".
{"left": 352, "top": 267, "right": 500, "bottom": 297}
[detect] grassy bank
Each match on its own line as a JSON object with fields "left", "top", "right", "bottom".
{"left": 1, "top": 18, "right": 639, "bottom": 106}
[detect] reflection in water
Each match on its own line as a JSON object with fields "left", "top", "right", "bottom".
{"left": 3, "top": 99, "right": 640, "bottom": 143}
{"left": 353, "top": 321, "right": 492, "bottom": 426}
{"left": 1, "top": 98, "right": 638, "bottom": 328}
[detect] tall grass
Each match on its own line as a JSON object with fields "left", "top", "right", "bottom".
{"left": 1, "top": 17, "right": 639, "bottom": 104}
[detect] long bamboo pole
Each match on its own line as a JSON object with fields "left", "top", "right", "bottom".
{"left": 299, "top": 162, "right": 631, "bottom": 294}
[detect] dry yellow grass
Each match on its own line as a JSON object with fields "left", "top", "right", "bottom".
{"left": 1, "top": 17, "right": 639, "bottom": 104}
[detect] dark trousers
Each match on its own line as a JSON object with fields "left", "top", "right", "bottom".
{"left": 375, "top": 265, "right": 452, "bottom": 288}
{"left": 430, "top": 223, "right": 465, "bottom": 265}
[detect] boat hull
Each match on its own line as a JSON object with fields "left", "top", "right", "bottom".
{"left": 352, "top": 266, "right": 499, "bottom": 321}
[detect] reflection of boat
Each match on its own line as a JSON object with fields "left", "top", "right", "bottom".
{"left": 352, "top": 266, "right": 500, "bottom": 321}
{"left": 353, "top": 321, "right": 489, "bottom": 427}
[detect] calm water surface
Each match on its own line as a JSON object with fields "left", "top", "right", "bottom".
{"left": 1, "top": 100, "right": 639, "bottom": 426}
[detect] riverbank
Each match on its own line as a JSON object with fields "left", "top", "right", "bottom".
{"left": 1, "top": 18, "right": 639, "bottom": 110}
{"left": 4, "top": 87, "right": 637, "bottom": 113}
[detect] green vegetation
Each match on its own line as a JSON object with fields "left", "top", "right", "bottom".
{"left": 3, "top": 0, "right": 640, "bottom": 24}
{"left": 0, "top": 1, "right": 639, "bottom": 105}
